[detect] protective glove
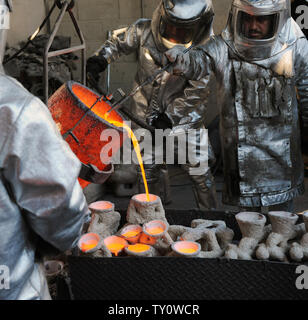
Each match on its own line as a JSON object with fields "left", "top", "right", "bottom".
{"left": 164, "top": 45, "right": 191, "bottom": 77}
{"left": 86, "top": 55, "right": 108, "bottom": 83}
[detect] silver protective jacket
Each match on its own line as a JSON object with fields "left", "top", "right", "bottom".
{"left": 186, "top": 20, "right": 308, "bottom": 207}
{"left": 92, "top": 18, "right": 213, "bottom": 132}
{"left": 0, "top": 74, "right": 88, "bottom": 300}
{"left": 229, "top": 0, "right": 292, "bottom": 61}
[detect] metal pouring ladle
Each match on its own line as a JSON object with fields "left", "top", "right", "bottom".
{"left": 64, "top": 44, "right": 194, "bottom": 140}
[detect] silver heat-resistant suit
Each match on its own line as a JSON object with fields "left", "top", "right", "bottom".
{"left": 0, "top": 0, "right": 88, "bottom": 299}
{"left": 166, "top": 0, "right": 308, "bottom": 210}
{"left": 87, "top": 0, "right": 218, "bottom": 209}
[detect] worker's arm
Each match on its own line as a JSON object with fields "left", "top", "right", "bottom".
{"left": 87, "top": 19, "right": 150, "bottom": 82}
{"left": 3, "top": 96, "right": 89, "bottom": 252}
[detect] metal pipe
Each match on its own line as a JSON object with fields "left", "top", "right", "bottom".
{"left": 43, "top": 1, "right": 68, "bottom": 105}
{"left": 68, "top": 8, "right": 86, "bottom": 85}
{"left": 44, "top": 0, "right": 51, "bottom": 34}
{"left": 43, "top": 0, "right": 86, "bottom": 104}
{"left": 106, "top": 30, "right": 112, "bottom": 94}
{"left": 47, "top": 44, "right": 85, "bottom": 57}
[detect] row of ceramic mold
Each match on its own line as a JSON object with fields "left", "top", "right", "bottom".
{"left": 77, "top": 193, "right": 232, "bottom": 258}
{"left": 225, "top": 211, "right": 308, "bottom": 262}
{"left": 78, "top": 194, "right": 200, "bottom": 258}
{"left": 77, "top": 193, "right": 308, "bottom": 262}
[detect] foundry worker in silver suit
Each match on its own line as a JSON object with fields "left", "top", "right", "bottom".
{"left": 86, "top": 0, "right": 218, "bottom": 210}
{"left": 0, "top": 1, "right": 89, "bottom": 299}
{"left": 165, "top": 0, "right": 308, "bottom": 212}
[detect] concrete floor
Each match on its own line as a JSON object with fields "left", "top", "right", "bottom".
{"left": 84, "top": 165, "right": 308, "bottom": 214}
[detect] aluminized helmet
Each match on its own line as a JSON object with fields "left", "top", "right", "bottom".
{"left": 151, "top": 0, "right": 214, "bottom": 51}
{"left": 0, "top": 0, "right": 12, "bottom": 71}
{"left": 222, "top": 0, "right": 301, "bottom": 60}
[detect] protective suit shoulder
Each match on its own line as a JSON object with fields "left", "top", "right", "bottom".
{"left": 0, "top": 74, "right": 36, "bottom": 151}
{"left": 0, "top": 73, "right": 33, "bottom": 114}
{"left": 289, "top": 18, "right": 306, "bottom": 41}
{"left": 0, "top": 77, "right": 88, "bottom": 252}
{"left": 199, "top": 36, "right": 226, "bottom": 60}
{"left": 191, "top": 36, "right": 227, "bottom": 79}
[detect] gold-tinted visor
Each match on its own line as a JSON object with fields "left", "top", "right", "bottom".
{"left": 159, "top": 19, "right": 195, "bottom": 44}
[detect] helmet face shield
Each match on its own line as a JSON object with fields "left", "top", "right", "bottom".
{"left": 151, "top": 0, "right": 214, "bottom": 51}
{"left": 221, "top": 0, "right": 300, "bottom": 61}
{"left": 237, "top": 11, "right": 279, "bottom": 40}
{"left": 227, "top": 0, "right": 290, "bottom": 60}
{"left": 159, "top": 18, "right": 195, "bottom": 44}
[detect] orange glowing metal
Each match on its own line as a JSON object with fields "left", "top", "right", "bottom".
{"left": 75, "top": 84, "right": 150, "bottom": 201}
{"left": 120, "top": 225, "right": 142, "bottom": 244}
{"left": 106, "top": 243, "right": 126, "bottom": 256}
{"left": 139, "top": 232, "right": 157, "bottom": 245}
{"left": 104, "top": 236, "right": 128, "bottom": 256}
{"left": 122, "top": 230, "right": 140, "bottom": 238}
{"left": 89, "top": 201, "right": 113, "bottom": 211}
{"left": 50, "top": 82, "right": 150, "bottom": 196}
{"left": 104, "top": 115, "right": 150, "bottom": 202}
{"left": 81, "top": 240, "right": 98, "bottom": 252}
{"left": 143, "top": 220, "right": 168, "bottom": 240}
{"left": 78, "top": 232, "right": 101, "bottom": 253}
{"left": 48, "top": 83, "right": 127, "bottom": 189}
{"left": 72, "top": 85, "right": 126, "bottom": 189}
{"left": 177, "top": 248, "right": 197, "bottom": 254}
{"left": 172, "top": 241, "right": 201, "bottom": 256}
{"left": 146, "top": 227, "right": 165, "bottom": 236}
{"left": 127, "top": 244, "right": 150, "bottom": 253}
{"left": 135, "top": 194, "right": 157, "bottom": 202}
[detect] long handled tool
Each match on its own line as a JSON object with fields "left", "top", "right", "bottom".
{"left": 63, "top": 45, "right": 193, "bottom": 141}
{"left": 106, "top": 44, "right": 194, "bottom": 115}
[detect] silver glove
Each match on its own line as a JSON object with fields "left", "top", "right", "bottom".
{"left": 164, "top": 45, "right": 191, "bottom": 77}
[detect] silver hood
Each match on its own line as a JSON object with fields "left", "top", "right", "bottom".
{"left": 221, "top": 0, "right": 304, "bottom": 61}
{"left": 151, "top": 0, "right": 214, "bottom": 52}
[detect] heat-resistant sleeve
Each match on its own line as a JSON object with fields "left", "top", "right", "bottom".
{"left": 3, "top": 96, "right": 89, "bottom": 252}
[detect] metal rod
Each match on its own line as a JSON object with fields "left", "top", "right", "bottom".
{"left": 68, "top": 8, "right": 86, "bottom": 85}
{"left": 47, "top": 44, "right": 85, "bottom": 57}
{"left": 43, "top": 0, "right": 87, "bottom": 104}
{"left": 106, "top": 44, "right": 193, "bottom": 114}
{"left": 106, "top": 31, "right": 112, "bottom": 94}
{"left": 62, "top": 93, "right": 107, "bottom": 141}
{"left": 44, "top": 0, "right": 51, "bottom": 34}
{"left": 43, "top": 1, "right": 68, "bottom": 105}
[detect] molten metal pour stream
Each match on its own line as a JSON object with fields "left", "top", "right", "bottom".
{"left": 71, "top": 85, "right": 151, "bottom": 201}
{"left": 104, "top": 114, "right": 150, "bottom": 202}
